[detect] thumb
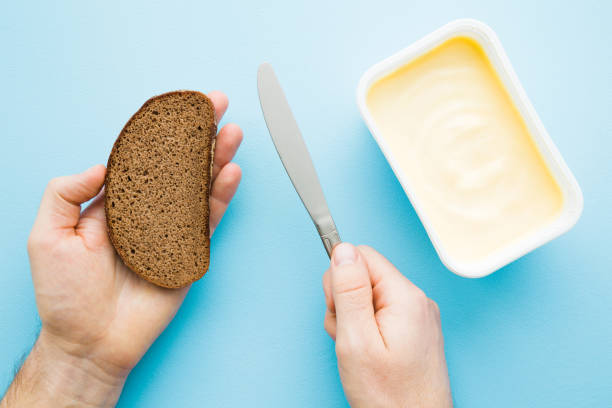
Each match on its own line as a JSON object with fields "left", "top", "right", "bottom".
{"left": 330, "top": 243, "right": 383, "bottom": 350}
{"left": 32, "top": 165, "right": 106, "bottom": 234}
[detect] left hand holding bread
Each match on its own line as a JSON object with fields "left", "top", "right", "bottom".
{"left": 0, "top": 91, "right": 242, "bottom": 408}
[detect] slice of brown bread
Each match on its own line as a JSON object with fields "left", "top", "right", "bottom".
{"left": 105, "top": 91, "right": 216, "bottom": 288}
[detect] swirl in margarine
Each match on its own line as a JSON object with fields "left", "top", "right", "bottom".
{"left": 367, "top": 37, "right": 563, "bottom": 262}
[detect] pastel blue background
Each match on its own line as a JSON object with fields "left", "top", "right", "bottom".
{"left": 1, "top": 1, "right": 610, "bottom": 406}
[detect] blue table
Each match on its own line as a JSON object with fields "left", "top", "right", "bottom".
{"left": 1, "top": 1, "right": 610, "bottom": 406}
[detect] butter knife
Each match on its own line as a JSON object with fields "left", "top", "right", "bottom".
{"left": 257, "top": 62, "right": 341, "bottom": 257}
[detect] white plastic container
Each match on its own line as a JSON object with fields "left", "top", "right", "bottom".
{"left": 357, "top": 19, "right": 583, "bottom": 278}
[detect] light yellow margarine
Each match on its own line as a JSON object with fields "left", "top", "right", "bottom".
{"left": 366, "top": 37, "right": 563, "bottom": 263}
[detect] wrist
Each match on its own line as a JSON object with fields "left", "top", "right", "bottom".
{"left": 2, "top": 330, "right": 128, "bottom": 408}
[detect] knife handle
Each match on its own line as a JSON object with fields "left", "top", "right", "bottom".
{"left": 321, "top": 230, "right": 341, "bottom": 258}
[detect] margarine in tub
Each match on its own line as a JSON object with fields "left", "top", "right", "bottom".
{"left": 357, "top": 20, "right": 583, "bottom": 277}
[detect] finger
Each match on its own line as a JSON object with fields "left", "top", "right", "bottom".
{"left": 76, "top": 191, "right": 109, "bottom": 247}
{"left": 80, "top": 189, "right": 106, "bottom": 223}
{"left": 212, "top": 123, "right": 243, "bottom": 182}
{"left": 209, "top": 162, "right": 242, "bottom": 236}
{"left": 324, "top": 310, "right": 337, "bottom": 341}
{"left": 357, "top": 245, "right": 424, "bottom": 311}
{"left": 322, "top": 269, "right": 334, "bottom": 313}
{"left": 357, "top": 246, "right": 434, "bottom": 350}
{"left": 33, "top": 165, "right": 106, "bottom": 234}
{"left": 330, "top": 243, "right": 383, "bottom": 350}
{"left": 323, "top": 269, "right": 337, "bottom": 340}
{"left": 207, "top": 91, "right": 229, "bottom": 124}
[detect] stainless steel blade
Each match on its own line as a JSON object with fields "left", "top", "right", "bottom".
{"left": 257, "top": 62, "right": 341, "bottom": 257}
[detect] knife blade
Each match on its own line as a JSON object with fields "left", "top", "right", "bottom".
{"left": 257, "top": 62, "right": 341, "bottom": 257}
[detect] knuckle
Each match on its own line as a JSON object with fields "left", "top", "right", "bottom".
{"left": 47, "top": 177, "right": 63, "bottom": 192}
{"left": 28, "top": 231, "right": 58, "bottom": 253}
{"left": 412, "top": 288, "right": 429, "bottom": 306}
{"left": 322, "top": 269, "right": 330, "bottom": 287}
{"left": 336, "top": 337, "right": 378, "bottom": 363}
{"left": 335, "top": 280, "right": 370, "bottom": 297}
{"left": 325, "top": 298, "right": 335, "bottom": 314}
{"left": 406, "top": 289, "right": 430, "bottom": 319}
{"left": 429, "top": 299, "right": 440, "bottom": 313}
{"left": 429, "top": 298, "right": 440, "bottom": 316}
{"left": 26, "top": 233, "right": 38, "bottom": 252}
{"left": 356, "top": 245, "right": 375, "bottom": 257}
{"left": 27, "top": 231, "right": 45, "bottom": 251}
{"left": 335, "top": 339, "right": 358, "bottom": 360}
{"left": 334, "top": 284, "right": 372, "bottom": 312}
{"left": 323, "top": 316, "right": 334, "bottom": 336}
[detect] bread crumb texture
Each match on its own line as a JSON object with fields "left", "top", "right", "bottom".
{"left": 105, "top": 91, "right": 216, "bottom": 288}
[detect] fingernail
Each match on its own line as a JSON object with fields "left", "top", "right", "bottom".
{"left": 333, "top": 243, "right": 357, "bottom": 267}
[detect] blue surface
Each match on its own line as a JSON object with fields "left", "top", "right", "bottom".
{"left": 1, "top": 1, "right": 611, "bottom": 406}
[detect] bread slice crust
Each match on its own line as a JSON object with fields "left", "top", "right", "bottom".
{"left": 104, "top": 91, "right": 216, "bottom": 288}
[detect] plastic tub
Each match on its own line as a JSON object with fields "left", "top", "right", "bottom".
{"left": 356, "top": 19, "right": 583, "bottom": 278}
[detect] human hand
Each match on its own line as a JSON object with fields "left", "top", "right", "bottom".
{"left": 1, "top": 91, "right": 243, "bottom": 407}
{"left": 323, "top": 243, "right": 452, "bottom": 408}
